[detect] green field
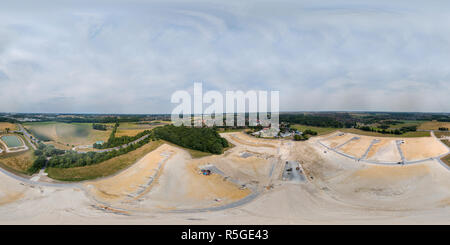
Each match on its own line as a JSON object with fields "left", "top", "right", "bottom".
{"left": 24, "top": 122, "right": 111, "bottom": 146}
{"left": 341, "top": 128, "right": 430, "bottom": 137}
{"left": 1, "top": 135, "right": 23, "bottom": 147}
{"left": 291, "top": 125, "right": 338, "bottom": 136}
{"left": 46, "top": 140, "right": 163, "bottom": 181}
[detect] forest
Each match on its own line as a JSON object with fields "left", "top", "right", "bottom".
{"left": 153, "top": 125, "right": 229, "bottom": 154}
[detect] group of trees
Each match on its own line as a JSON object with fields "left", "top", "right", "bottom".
{"left": 438, "top": 127, "right": 449, "bottom": 131}
{"left": 153, "top": 125, "right": 229, "bottom": 154}
{"left": 92, "top": 124, "right": 107, "bottom": 131}
{"left": 356, "top": 125, "right": 417, "bottom": 135}
{"left": 28, "top": 143, "right": 66, "bottom": 173}
{"left": 280, "top": 114, "right": 345, "bottom": 128}
{"left": 293, "top": 129, "right": 317, "bottom": 141}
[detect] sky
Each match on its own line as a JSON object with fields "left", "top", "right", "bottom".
{"left": 0, "top": 0, "right": 449, "bottom": 114}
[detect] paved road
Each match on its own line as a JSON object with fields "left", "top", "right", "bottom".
{"left": 318, "top": 131, "right": 450, "bottom": 168}
{"left": 15, "top": 124, "right": 37, "bottom": 150}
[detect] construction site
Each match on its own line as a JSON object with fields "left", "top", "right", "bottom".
{"left": 0, "top": 130, "right": 449, "bottom": 224}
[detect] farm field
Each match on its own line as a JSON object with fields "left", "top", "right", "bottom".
{"left": 114, "top": 122, "right": 165, "bottom": 137}
{"left": 291, "top": 124, "right": 338, "bottom": 135}
{"left": 384, "top": 120, "right": 424, "bottom": 130}
{"left": 24, "top": 122, "right": 111, "bottom": 146}
{"left": 419, "top": 121, "right": 450, "bottom": 130}
{"left": 341, "top": 128, "right": 430, "bottom": 137}
{"left": 0, "top": 122, "right": 16, "bottom": 132}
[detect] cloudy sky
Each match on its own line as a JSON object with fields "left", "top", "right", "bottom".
{"left": 0, "top": 0, "right": 449, "bottom": 114}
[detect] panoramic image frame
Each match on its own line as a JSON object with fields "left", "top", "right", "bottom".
{"left": 0, "top": 0, "right": 450, "bottom": 242}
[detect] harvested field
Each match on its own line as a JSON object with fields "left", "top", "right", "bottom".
{"left": 419, "top": 121, "right": 450, "bottom": 131}
{"left": 400, "top": 137, "right": 449, "bottom": 161}
{"left": 0, "top": 123, "right": 16, "bottom": 132}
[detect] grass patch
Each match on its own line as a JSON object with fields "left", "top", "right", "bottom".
{"left": 341, "top": 128, "right": 430, "bottom": 137}
{"left": 435, "top": 131, "right": 450, "bottom": 138}
{"left": 442, "top": 140, "right": 450, "bottom": 148}
{"left": 291, "top": 124, "right": 338, "bottom": 136}
{"left": 46, "top": 140, "right": 163, "bottom": 181}
{"left": 0, "top": 122, "right": 17, "bottom": 132}
{"left": 442, "top": 154, "right": 450, "bottom": 167}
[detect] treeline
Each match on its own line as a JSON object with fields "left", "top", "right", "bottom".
{"left": 46, "top": 135, "right": 155, "bottom": 168}
{"left": 356, "top": 125, "right": 417, "bottom": 135}
{"left": 92, "top": 124, "right": 107, "bottom": 131}
{"left": 94, "top": 124, "right": 152, "bottom": 149}
{"left": 280, "top": 114, "right": 345, "bottom": 128}
{"left": 153, "top": 125, "right": 229, "bottom": 154}
{"left": 0, "top": 117, "right": 18, "bottom": 123}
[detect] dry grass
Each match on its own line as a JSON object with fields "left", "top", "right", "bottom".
{"left": 46, "top": 140, "right": 163, "bottom": 181}
{"left": 0, "top": 149, "right": 36, "bottom": 174}
{"left": 442, "top": 140, "right": 450, "bottom": 148}
{"left": 435, "top": 131, "right": 450, "bottom": 138}
{"left": 442, "top": 154, "right": 450, "bottom": 167}
{"left": 115, "top": 129, "right": 148, "bottom": 137}
{"left": 418, "top": 121, "right": 450, "bottom": 130}
{"left": 0, "top": 122, "right": 17, "bottom": 132}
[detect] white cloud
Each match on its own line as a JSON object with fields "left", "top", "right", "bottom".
{"left": 0, "top": 0, "right": 449, "bottom": 113}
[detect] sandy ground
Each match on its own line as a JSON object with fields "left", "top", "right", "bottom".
{"left": 324, "top": 133, "right": 448, "bottom": 163}
{"left": 367, "top": 139, "right": 402, "bottom": 162}
{"left": 340, "top": 137, "right": 373, "bottom": 158}
{"left": 400, "top": 137, "right": 449, "bottom": 161}
{"left": 0, "top": 132, "right": 450, "bottom": 224}
{"left": 321, "top": 133, "right": 356, "bottom": 149}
